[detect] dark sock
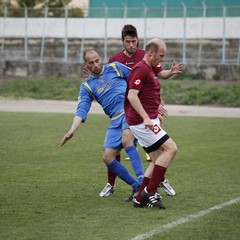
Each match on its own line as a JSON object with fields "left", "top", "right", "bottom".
{"left": 136, "top": 177, "right": 150, "bottom": 203}
{"left": 147, "top": 165, "right": 167, "bottom": 193}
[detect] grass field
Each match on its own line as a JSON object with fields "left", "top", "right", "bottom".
{"left": 0, "top": 112, "right": 240, "bottom": 240}
{"left": 0, "top": 77, "right": 240, "bottom": 107}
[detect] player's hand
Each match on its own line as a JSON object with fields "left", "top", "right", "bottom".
{"left": 158, "top": 105, "right": 168, "bottom": 117}
{"left": 158, "top": 105, "right": 168, "bottom": 123}
{"left": 60, "top": 132, "right": 74, "bottom": 146}
{"left": 144, "top": 118, "right": 154, "bottom": 130}
{"left": 82, "top": 66, "right": 91, "bottom": 77}
{"left": 158, "top": 113, "right": 163, "bottom": 123}
{"left": 170, "top": 60, "right": 184, "bottom": 74}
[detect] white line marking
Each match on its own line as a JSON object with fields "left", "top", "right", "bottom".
{"left": 131, "top": 197, "right": 240, "bottom": 240}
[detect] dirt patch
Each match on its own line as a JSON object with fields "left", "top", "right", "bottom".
{"left": 0, "top": 98, "right": 239, "bottom": 118}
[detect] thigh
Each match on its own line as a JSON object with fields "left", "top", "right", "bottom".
{"left": 104, "top": 119, "right": 122, "bottom": 149}
{"left": 122, "top": 129, "right": 135, "bottom": 148}
{"left": 149, "top": 149, "right": 162, "bottom": 163}
{"left": 160, "top": 138, "right": 177, "bottom": 152}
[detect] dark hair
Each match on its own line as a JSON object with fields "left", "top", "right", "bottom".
{"left": 121, "top": 24, "right": 138, "bottom": 40}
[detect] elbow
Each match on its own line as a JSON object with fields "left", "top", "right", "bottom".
{"left": 127, "top": 94, "right": 134, "bottom": 103}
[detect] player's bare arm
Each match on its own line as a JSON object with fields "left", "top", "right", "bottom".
{"left": 158, "top": 60, "right": 184, "bottom": 79}
{"left": 60, "top": 116, "right": 83, "bottom": 146}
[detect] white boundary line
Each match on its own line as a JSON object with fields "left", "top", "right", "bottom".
{"left": 131, "top": 197, "right": 240, "bottom": 240}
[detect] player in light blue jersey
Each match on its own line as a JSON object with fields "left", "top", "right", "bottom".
{"left": 60, "top": 49, "right": 144, "bottom": 201}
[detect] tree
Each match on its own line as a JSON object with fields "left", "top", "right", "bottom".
{"left": 44, "top": 0, "right": 72, "bottom": 8}
{"left": 16, "top": 0, "right": 40, "bottom": 7}
{"left": 0, "top": 0, "right": 84, "bottom": 17}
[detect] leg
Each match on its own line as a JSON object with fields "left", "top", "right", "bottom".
{"left": 146, "top": 138, "right": 177, "bottom": 193}
{"left": 129, "top": 119, "right": 177, "bottom": 208}
{"left": 103, "top": 148, "right": 139, "bottom": 191}
{"left": 107, "top": 153, "right": 120, "bottom": 185}
{"left": 138, "top": 138, "right": 177, "bottom": 207}
{"left": 99, "top": 153, "right": 121, "bottom": 197}
{"left": 144, "top": 149, "right": 176, "bottom": 196}
{"left": 122, "top": 129, "right": 144, "bottom": 185}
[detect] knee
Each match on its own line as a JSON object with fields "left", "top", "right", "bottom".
{"left": 102, "top": 153, "right": 113, "bottom": 165}
{"left": 171, "top": 142, "right": 178, "bottom": 157}
{"left": 165, "top": 140, "right": 178, "bottom": 158}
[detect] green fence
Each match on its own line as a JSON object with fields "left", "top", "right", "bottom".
{"left": 89, "top": 0, "right": 240, "bottom": 18}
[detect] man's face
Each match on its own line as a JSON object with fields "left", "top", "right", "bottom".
{"left": 150, "top": 46, "right": 166, "bottom": 67}
{"left": 123, "top": 36, "right": 138, "bottom": 55}
{"left": 85, "top": 52, "right": 102, "bottom": 76}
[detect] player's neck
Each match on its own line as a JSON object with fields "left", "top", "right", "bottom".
{"left": 143, "top": 58, "right": 153, "bottom": 69}
{"left": 123, "top": 49, "right": 135, "bottom": 58}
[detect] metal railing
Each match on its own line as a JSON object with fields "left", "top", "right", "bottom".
{"left": 0, "top": 5, "right": 240, "bottom": 65}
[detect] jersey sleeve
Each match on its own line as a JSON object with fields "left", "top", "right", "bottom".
{"left": 75, "top": 82, "right": 93, "bottom": 122}
{"left": 114, "top": 61, "right": 131, "bottom": 80}
{"left": 153, "top": 64, "right": 163, "bottom": 75}
{"left": 128, "top": 67, "right": 146, "bottom": 91}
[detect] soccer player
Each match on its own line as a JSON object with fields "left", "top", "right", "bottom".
{"left": 100, "top": 24, "right": 181, "bottom": 198}
{"left": 125, "top": 38, "right": 182, "bottom": 208}
{"left": 61, "top": 49, "right": 144, "bottom": 201}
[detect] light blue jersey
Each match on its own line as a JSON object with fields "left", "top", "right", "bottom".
{"left": 75, "top": 62, "right": 131, "bottom": 122}
{"left": 75, "top": 61, "right": 144, "bottom": 185}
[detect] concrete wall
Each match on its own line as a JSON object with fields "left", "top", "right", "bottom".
{"left": 1, "top": 60, "right": 239, "bottom": 81}
{"left": 1, "top": 17, "right": 240, "bottom": 39}
{"left": 1, "top": 17, "right": 240, "bottom": 80}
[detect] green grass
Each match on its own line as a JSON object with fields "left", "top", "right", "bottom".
{"left": 1, "top": 77, "right": 240, "bottom": 107}
{"left": 161, "top": 80, "right": 240, "bottom": 107}
{"left": 0, "top": 112, "right": 240, "bottom": 240}
{"left": 0, "top": 77, "right": 81, "bottom": 100}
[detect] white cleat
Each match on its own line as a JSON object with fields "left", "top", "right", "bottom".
{"left": 160, "top": 179, "right": 176, "bottom": 196}
{"left": 99, "top": 183, "right": 115, "bottom": 197}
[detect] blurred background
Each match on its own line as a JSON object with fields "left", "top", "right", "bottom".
{"left": 0, "top": 0, "right": 240, "bottom": 80}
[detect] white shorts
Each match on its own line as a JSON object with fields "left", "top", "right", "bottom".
{"left": 129, "top": 118, "right": 169, "bottom": 152}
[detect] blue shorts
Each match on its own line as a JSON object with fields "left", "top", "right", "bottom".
{"left": 104, "top": 114, "right": 129, "bottom": 150}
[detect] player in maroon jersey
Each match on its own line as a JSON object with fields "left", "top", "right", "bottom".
{"left": 125, "top": 38, "right": 182, "bottom": 208}
{"left": 100, "top": 25, "right": 182, "bottom": 199}
{"left": 108, "top": 26, "right": 145, "bottom": 68}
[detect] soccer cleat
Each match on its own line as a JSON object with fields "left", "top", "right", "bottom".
{"left": 124, "top": 186, "right": 139, "bottom": 202}
{"left": 141, "top": 187, "right": 166, "bottom": 209}
{"left": 133, "top": 198, "right": 147, "bottom": 208}
{"left": 160, "top": 179, "right": 176, "bottom": 196}
{"left": 133, "top": 198, "right": 155, "bottom": 208}
{"left": 99, "top": 183, "right": 115, "bottom": 197}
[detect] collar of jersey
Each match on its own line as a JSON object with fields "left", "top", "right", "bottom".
{"left": 100, "top": 66, "right": 105, "bottom": 75}
{"left": 90, "top": 66, "right": 104, "bottom": 78}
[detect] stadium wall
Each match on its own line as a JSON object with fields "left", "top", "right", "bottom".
{"left": 1, "top": 60, "right": 239, "bottom": 81}
{"left": 1, "top": 17, "right": 240, "bottom": 80}
{"left": 1, "top": 17, "right": 240, "bottom": 39}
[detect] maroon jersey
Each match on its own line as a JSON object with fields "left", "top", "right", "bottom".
{"left": 108, "top": 49, "right": 145, "bottom": 68}
{"left": 109, "top": 48, "right": 163, "bottom": 74}
{"left": 125, "top": 60, "right": 163, "bottom": 125}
